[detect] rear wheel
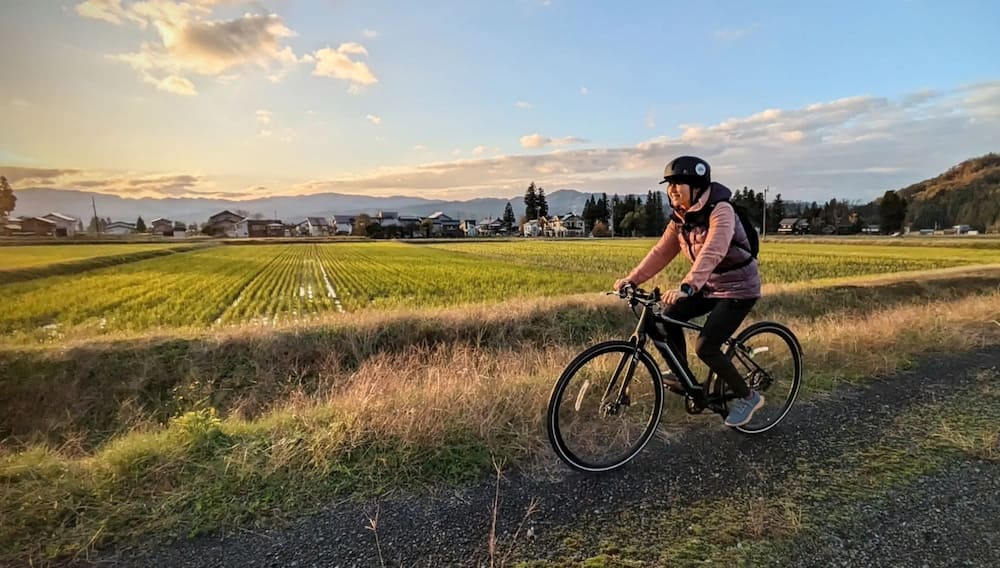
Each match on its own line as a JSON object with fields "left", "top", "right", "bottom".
{"left": 720, "top": 322, "right": 803, "bottom": 433}
{"left": 546, "top": 341, "right": 664, "bottom": 472}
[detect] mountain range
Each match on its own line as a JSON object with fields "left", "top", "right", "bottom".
{"left": 10, "top": 154, "right": 999, "bottom": 231}
{"left": 10, "top": 188, "right": 610, "bottom": 225}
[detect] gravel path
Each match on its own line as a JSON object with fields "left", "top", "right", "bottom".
{"left": 793, "top": 460, "right": 1000, "bottom": 568}
{"left": 76, "top": 348, "right": 1000, "bottom": 568}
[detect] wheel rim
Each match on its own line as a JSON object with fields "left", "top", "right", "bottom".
{"left": 730, "top": 328, "right": 801, "bottom": 432}
{"left": 552, "top": 347, "right": 661, "bottom": 470}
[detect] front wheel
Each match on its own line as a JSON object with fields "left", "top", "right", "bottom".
{"left": 725, "top": 322, "right": 803, "bottom": 434}
{"left": 546, "top": 340, "right": 664, "bottom": 473}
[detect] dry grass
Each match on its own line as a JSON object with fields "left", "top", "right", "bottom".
{"left": 1, "top": 270, "right": 999, "bottom": 563}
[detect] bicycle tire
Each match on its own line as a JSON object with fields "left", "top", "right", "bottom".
{"left": 546, "top": 340, "right": 664, "bottom": 472}
{"left": 724, "top": 321, "right": 803, "bottom": 434}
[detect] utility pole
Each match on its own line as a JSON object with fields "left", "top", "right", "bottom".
{"left": 91, "top": 195, "right": 101, "bottom": 235}
{"left": 762, "top": 186, "right": 768, "bottom": 241}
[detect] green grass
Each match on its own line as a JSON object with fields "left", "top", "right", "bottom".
{"left": 0, "top": 244, "right": 181, "bottom": 270}
{"left": 2, "top": 240, "right": 999, "bottom": 341}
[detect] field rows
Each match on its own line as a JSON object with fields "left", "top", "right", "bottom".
{"left": 0, "top": 240, "right": 998, "bottom": 339}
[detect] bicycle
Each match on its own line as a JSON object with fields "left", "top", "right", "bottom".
{"left": 546, "top": 284, "right": 803, "bottom": 473}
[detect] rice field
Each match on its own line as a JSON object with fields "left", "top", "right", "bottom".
{"left": 1, "top": 239, "right": 998, "bottom": 340}
{"left": 0, "top": 243, "right": 181, "bottom": 271}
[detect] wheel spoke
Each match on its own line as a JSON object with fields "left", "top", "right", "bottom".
{"left": 730, "top": 325, "right": 801, "bottom": 433}
{"left": 548, "top": 343, "right": 663, "bottom": 471}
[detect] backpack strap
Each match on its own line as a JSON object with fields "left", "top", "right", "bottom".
{"left": 675, "top": 199, "right": 756, "bottom": 274}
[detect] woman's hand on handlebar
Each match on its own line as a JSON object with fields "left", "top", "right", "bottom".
{"left": 613, "top": 279, "right": 635, "bottom": 296}
{"left": 661, "top": 288, "right": 689, "bottom": 305}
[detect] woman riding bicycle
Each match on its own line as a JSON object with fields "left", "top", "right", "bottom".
{"left": 614, "top": 156, "right": 763, "bottom": 427}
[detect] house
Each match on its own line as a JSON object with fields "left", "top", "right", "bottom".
{"left": 1, "top": 218, "right": 22, "bottom": 236}
{"left": 426, "top": 211, "right": 460, "bottom": 236}
{"left": 477, "top": 217, "right": 505, "bottom": 237}
{"left": 105, "top": 221, "right": 136, "bottom": 235}
{"left": 777, "top": 218, "right": 809, "bottom": 235}
{"left": 205, "top": 210, "right": 244, "bottom": 237}
{"left": 461, "top": 219, "right": 479, "bottom": 237}
{"left": 42, "top": 212, "right": 79, "bottom": 237}
{"left": 303, "top": 216, "right": 332, "bottom": 236}
{"left": 332, "top": 215, "right": 355, "bottom": 235}
{"left": 522, "top": 219, "right": 542, "bottom": 237}
{"left": 18, "top": 217, "right": 57, "bottom": 236}
{"left": 236, "top": 218, "right": 285, "bottom": 238}
{"left": 150, "top": 218, "right": 174, "bottom": 235}
{"left": 376, "top": 211, "right": 399, "bottom": 227}
{"left": 549, "top": 213, "right": 585, "bottom": 237}
{"left": 398, "top": 215, "right": 422, "bottom": 237}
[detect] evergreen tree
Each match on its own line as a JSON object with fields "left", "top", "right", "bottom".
{"left": 523, "top": 182, "right": 538, "bottom": 220}
{"left": 582, "top": 196, "right": 596, "bottom": 233}
{"left": 769, "top": 194, "right": 785, "bottom": 233}
{"left": 0, "top": 176, "right": 15, "bottom": 219}
{"left": 644, "top": 191, "right": 668, "bottom": 235}
{"left": 598, "top": 193, "right": 610, "bottom": 222}
{"left": 136, "top": 216, "right": 147, "bottom": 232}
{"left": 502, "top": 202, "right": 516, "bottom": 231}
{"left": 537, "top": 186, "right": 549, "bottom": 218}
{"left": 879, "top": 191, "right": 908, "bottom": 233}
{"left": 610, "top": 195, "right": 624, "bottom": 236}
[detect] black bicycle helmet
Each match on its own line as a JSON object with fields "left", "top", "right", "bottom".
{"left": 659, "top": 156, "right": 711, "bottom": 188}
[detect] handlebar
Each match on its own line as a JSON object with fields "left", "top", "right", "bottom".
{"left": 606, "top": 283, "right": 662, "bottom": 308}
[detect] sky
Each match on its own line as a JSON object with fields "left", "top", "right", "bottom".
{"left": 1, "top": 0, "right": 998, "bottom": 203}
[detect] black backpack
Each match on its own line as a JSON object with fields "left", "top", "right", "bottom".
{"left": 672, "top": 199, "right": 759, "bottom": 273}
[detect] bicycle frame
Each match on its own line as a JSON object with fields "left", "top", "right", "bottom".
{"left": 606, "top": 291, "right": 759, "bottom": 416}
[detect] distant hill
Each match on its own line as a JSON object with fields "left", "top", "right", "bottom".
{"left": 10, "top": 188, "right": 607, "bottom": 226}
{"left": 897, "top": 153, "right": 1000, "bottom": 231}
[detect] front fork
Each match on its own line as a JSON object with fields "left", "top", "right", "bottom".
{"left": 600, "top": 337, "right": 644, "bottom": 416}
{"left": 599, "top": 306, "right": 651, "bottom": 416}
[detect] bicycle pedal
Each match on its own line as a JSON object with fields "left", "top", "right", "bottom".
{"left": 662, "top": 375, "right": 682, "bottom": 390}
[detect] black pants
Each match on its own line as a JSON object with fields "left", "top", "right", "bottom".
{"left": 652, "top": 295, "right": 757, "bottom": 397}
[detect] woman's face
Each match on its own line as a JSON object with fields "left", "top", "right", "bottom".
{"left": 666, "top": 182, "right": 692, "bottom": 210}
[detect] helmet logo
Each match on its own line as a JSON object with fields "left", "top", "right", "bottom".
{"left": 695, "top": 163, "right": 707, "bottom": 176}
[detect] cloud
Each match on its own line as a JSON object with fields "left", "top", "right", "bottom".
{"left": 312, "top": 43, "right": 378, "bottom": 88}
{"left": 362, "top": 28, "right": 378, "bottom": 39}
{"left": 365, "top": 114, "right": 381, "bottom": 125}
{"left": 143, "top": 74, "right": 197, "bottom": 95}
{"left": 256, "top": 109, "right": 271, "bottom": 125}
{"left": 645, "top": 110, "right": 656, "bottom": 129}
{"left": 413, "top": 145, "right": 427, "bottom": 151}
{"left": 104, "top": 7, "right": 302, "bottom": 92}
{"left": 77, "top": 1, "right": 376, "bottom": 95}
{"left": 0, "top": 167, "right": 83, "bottom": 186}
{"left": 10, "top": 82, "right": 999, "bottom": 202}
{"left": 515, "top": 101, "right": 533, "bottom": 109}
{"left": 76, "top": 0, "right": 127, "bottom": 25}
{"left": 2, "top": 168, "right": 211, "bottom": 198}
{"left": 580, "top": 86, "right": 589, "bottom": 96}
{"left": 780, "top": 130, "right": 805, "bottom": 143}
{"left": 714, "top": 24, "right": 759, "bottom": 42}
{"left": 520, "top": 134, "right": 587, "bottom": 148}
{"left": 472, "top": 145, "right": 488, "bottom": 155}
